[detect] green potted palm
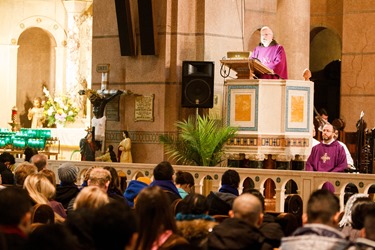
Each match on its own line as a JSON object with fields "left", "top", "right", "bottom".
{"left": 159, "top": 115, "right": 238, "bottom": 166}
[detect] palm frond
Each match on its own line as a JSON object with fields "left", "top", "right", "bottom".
{"left": 159, "top": 115, "right": 238, "bottom": 166}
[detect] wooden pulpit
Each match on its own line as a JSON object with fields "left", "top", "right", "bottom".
{"left": 220, "top": 59, "right": 274, "bottom": 79}
{"left": 223, "top": 79, "right": 314, "bottom": 163}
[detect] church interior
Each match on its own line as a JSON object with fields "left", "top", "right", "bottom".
{"left": 1, "top": 0, "right": 375, "bottom": 212}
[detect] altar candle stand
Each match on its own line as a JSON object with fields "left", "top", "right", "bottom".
{"left": 8, "top": 106, "right": 20, "bottom": 132}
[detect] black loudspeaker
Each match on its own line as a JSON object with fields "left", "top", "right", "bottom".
{"left": 115, "top": 0, "right": 136, "bottom": 56}
{"left": 138, "top": 0, "right": 156, "bottom": 55}
{"left": 182, "top": 61, "right": 214, "bottom": 108}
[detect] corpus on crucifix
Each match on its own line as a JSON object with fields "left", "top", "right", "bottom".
{"left": 78, "top": 88, "right": 133, "bottom": 141}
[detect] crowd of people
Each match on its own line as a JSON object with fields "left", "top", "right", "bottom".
{"left": 0, "top": 154, "right": 374, "bottom": 250}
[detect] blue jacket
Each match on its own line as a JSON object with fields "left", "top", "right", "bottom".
{"left": 124, "top": 180, "right": 148, "bottom": 207}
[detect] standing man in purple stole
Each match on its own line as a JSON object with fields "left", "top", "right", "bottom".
{"left": 306, "top": 124, "right": 347, "bottom": 192}
{"left": 252, "top": 26, "right": 288, "bottom": 79}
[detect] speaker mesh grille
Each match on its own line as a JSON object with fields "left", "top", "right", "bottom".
{"left": 184, "top": 79, "right": 211, "bottom": 105}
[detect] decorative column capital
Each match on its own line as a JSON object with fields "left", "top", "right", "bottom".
{"left": 62, "top": 0, "right": 92, "bottom": 14}
{"left": 293, "top": 154, "right": 308, "bottom": 161}
{"left": 247, "top": 154, "right": 266, "bottom": 161}
{"left": 275, "top": 154, "right": 293, "bottom": 162}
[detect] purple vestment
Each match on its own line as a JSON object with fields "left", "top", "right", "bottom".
{"left": 306, "top": 140, "right": 347, "bottom": 193}
{"left": 252, "top": 42, "right": 288, "bottom": 79}
{"left": 306, "top": 140, "right": 347, "bottom": 172}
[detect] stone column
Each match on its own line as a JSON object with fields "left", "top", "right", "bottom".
{"left": 264, "top": 155, "right": 276, "bottom": 205}
{"left": 55, "top": 46, "right": 66, "bottom": 94}
{"left": 277, "top": 0, "right": 310, "bottom": 80}
{"left": 0, "top": 44, "right": 19, "bottom": 128}
{"left": 275, "top": 187, "right": 286, "bottom": 213}
{"left": 62, "top": 0, "right": 92, "bottom": 94}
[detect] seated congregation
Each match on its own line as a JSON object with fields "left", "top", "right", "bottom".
{"left": 1, "top": 154, "right": 375, "bottom": 250}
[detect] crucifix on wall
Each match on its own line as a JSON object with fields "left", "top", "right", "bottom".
{"left": 78, "top": 63, "right": 136, "bottom": 151}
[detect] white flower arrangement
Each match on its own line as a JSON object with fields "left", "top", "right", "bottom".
{"left": 43, "top": 87, "right": 79, "bottom": 127}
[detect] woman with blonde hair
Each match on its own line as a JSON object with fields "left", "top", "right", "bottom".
{"left": 65, "top": 186, "right": 110, "bottom": 250}
{"left": 38, "top": 169, "right": 67, "bottom": 218}
{"left": 24, "top": 173, "right": 55, "bottom": 204}
{"left": 24, "top": 173, "right": 66, "bottom": 221}
{"left": 73, "top": 186, "right": 109, "bottom": 211}
{"left": 39, "top": 168, "right": 56, "bottom": 186}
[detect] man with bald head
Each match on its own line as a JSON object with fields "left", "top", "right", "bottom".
{"left": 251, "top": 26, "right": 288, "bottom": 79}
{"left": 31, "top": 153, "right": 48, "bottom": 171}
{"left": 207, "top": 193, "right": 272, "bottom": 250}
{"left": 229, "top": 193, "right": 263, "bottom": 226}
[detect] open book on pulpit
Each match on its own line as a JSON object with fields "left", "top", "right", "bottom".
{"left": 220, "top": 55, "right": 274, "bottom": 79}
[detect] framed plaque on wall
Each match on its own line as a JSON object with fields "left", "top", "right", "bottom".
{"left": 106, "top": 96, "right": 120, "bottom": 121}
{"left": 135, "top": 94, "right": 154, "bottom": 122}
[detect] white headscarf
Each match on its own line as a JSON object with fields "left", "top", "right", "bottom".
{"left": 338, "top": 193, "right": 369, "bottom": 227}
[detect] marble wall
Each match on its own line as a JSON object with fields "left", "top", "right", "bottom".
{"left": 341, "top": 1, "right": 375, "bottom": 131}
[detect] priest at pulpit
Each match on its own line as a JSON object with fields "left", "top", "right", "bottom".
{"left": 251, "top": 26, "right": 288, "bottom": 79}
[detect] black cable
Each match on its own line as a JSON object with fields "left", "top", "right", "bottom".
{"left": 220, "top": 61, "right": 230, "bottom": 79}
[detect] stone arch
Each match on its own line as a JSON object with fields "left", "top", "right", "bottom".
{"left": 310, "top": 26, "right": 342, "bottom": 72}
{"left": 365, "top": 184, "right": 375, "bottom": 195}
{"left": 310, "top": 26, "right": 342, "bottom": 122}
{"left": 283, "top": 179, "right": 299, "bottom": 195}
{"left": 332, "top": 179, "right": 347, "bottom": 193}
{"left": 343, "top": 182, "right": 359, "bottom": 194}
{"left": 199, "top": 174, "right": 215, "bottom": 197}
{"left": 258, "top": 176, "right": 272, "bottom": 194}
{"left": 247, "top": 28, "right": 261, "bottom": 52}
{"left": 10, "top": 16, "right": 66, "bottom": 46}
{"left": 127, "top": 170, "right": 152, "bottom": 182}
{"left": 10, "top": 16, "right": 67, "bottom": 118}
{"left": 242, "top": 176, "right": 255, "bottom": 191}
{"left": 262, "top": 178, "right": 276, "bottom": 211}
{"left": 337, "top": 182, "right": 359, "bottom": 210}
{"left": 132, "top": 171, "right": 146, "bottom": 180}
{"left": 17, "top": 27, "right": 57, "bottom": 127}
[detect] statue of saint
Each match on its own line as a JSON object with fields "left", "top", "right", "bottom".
{"left": 28, "top": 97, "right": 45, "bottom": 128}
